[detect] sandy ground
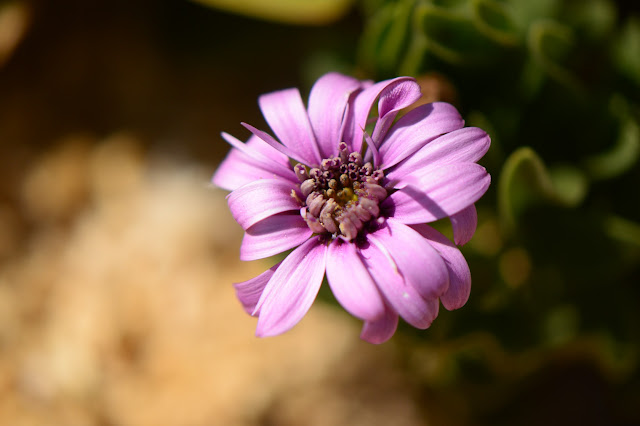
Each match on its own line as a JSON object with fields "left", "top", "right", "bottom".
{"left": 0, "top": 134, "right": 427, "bottom": 426}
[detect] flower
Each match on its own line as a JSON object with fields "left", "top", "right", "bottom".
{"left": 213, "top": 72, "right": 491, "bottom": 344}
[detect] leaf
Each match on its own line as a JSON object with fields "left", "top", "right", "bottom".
{"left": 189, "top": 0, "right": 355, "bottom": 25}
{"left": 410, "top": 3, "right": 494, "bottom": 65}
{"left": 613, "top": 17, "right": 640, "bottom": 87}
{"left": 583, "top": 95, "right": 640, "bottom": 180}
{"left": 527, "top": 19, "right": 583, "bottom": 93}
{"left": 498, "top": 147, "right": 589, "bottom": 234}
{"left": 358, "top": 0, "right": 414, "bottom": 75}
{"left": 565, "top": 0, "right": 617, "bottom": 40}
{"left": 604, "top": 215, "right": 640, "bottom": 247}
{"left": 470, "top": 0, "right": 520, "bottom": 46}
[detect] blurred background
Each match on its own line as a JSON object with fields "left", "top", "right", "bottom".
{"left": 0, "top": 0, "right": 638, "bottom": 425}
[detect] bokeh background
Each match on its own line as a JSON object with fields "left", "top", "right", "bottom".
{"left": 0, "top": 0, "right": 638, "bottom": 425}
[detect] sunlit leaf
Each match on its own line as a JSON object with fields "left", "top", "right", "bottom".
{"left": 190, "top": 0, "right": 355, "bottom": 25}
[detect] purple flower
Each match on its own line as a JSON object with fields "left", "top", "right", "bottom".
{"left": 213, "top": 72, "right": 490, "bottom": 344}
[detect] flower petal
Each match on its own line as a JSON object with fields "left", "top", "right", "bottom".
{"left": 385, "top": 163, "right": 491, "bottom": 224}
{"left": 240, "top": 213, "right": 313, "bottom": 261}
{"left": 307, "top": 72, "right": 362, "bottom": 159}
{"left": 242, "top": 122, "right": 307, "bottom": 165}
{"left": 254, "top": 237, "right": 327, "bottom": 337}
{"left": 360, "top": 306, "right": 399, "bottom": 344}
{"left": 359, "top": 224, "right": 441, "bottom": 329}
{"left": 233, "top": 262, "right": 280, "bottom": 315}
{"left": 325, "top": 239, "right": 386, "bottom": 321}
{"left": 450, "top": 204, "right": 478, "bottom": 246}
{"left": 259, "top": 88, "right": 321, "bottom": 165}
{"left": 213, "top": 134, "right": 297, "bottom": 191}
{"left": 369, "top": 219, "right": 449, "bottom": 300}
{"left": 378, "top": 102, "right": 464, "bottom": 170}
{"left": 410, "top": 224, "right": 471, "bottom": 310}
{"left": 227, "top": 179, "right": 301, "bottom": 230}
{"left": 349, "top": 77, "right": 421, "bottom": 154}
{"left": 371, "top": 78, "right": 423, "bottom": 145}
{"left": 387, "top": 126, "right": 490, "bottom": 180}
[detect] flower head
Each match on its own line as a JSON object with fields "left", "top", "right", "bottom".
{"left": 213, "top": 72, "right": 490, "bottom": 344}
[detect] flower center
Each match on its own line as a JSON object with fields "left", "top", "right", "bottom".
{"left": 292, "top": 142, "right": 387, "bottom": 241}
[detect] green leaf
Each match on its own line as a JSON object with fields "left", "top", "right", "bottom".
{"left": 411, "top": 3, "right": 493, "bottom": 65}
{"left": 566, "top": 0, "right": 617, "bottom": 40}
{"left": 548, "top": 164, "right": 588, "bottom": 207}
{"left": 470, "top": 0, "right": 520, "bottom": 46}
{"left": 358, "top": 0, "right": 414, "bottom": 75}
{"left": 508, "top": 0, "right": 559, "bottom": 32}
{"left": 613, "top": 17, "right": 640, "bottom": 87}
{"left": 527, "top": 19, "right": 583, "bottom": 93}
{"left": 189, "top": 0, "right": 355, "bottom": 25}
{"left": 583, "top": 95, "right": 640, "bottom": 180}
{"left": 498, "top": 147, "right": 589, "bottom": 234}
{"left": 604, "top": 215, "right": 640, "bottom": 247}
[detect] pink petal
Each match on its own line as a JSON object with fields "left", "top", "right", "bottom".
{"left": 410, "top": 224, "right": 471, "bottom": 310}
{"left": 349, "top": 77, "right": 421, "bottom": 154}
{"left": 307, "top": 72, "right": 363, "bottom": 159}
{"left": 360, "top": 306, "right": 399, "bottom": 344}
{"left": 222, "top": 132, "right": 291, "bottom": 166}
{"left": 385, "top": 163, "right": 491, "bottom": 224}
{"left": 242, "top": 122, "right": 308, "bottom": 165}
{"left": 369, "top": 219, "right": 449, "bottom": 300}
{"left": 450, "top": 204, "right": 477, "bottom": 246}
{"left": 387, "top": 126, "right": 491, "bottom": 180}
{"left": 240, "top": 213, "right": 313, "bottom": 261}
{"left": 213, "top": 134, "right": 297, "bottom": 191}
{"left": 371, "top": 78, "right": 423, "bottom": 145}
{"left": 254, "top": 238, "right": 328, "bottom": 337}
{"left": 227, "top": 179, "right": 301, "bottom": 230}
{"left": 378, "top": 102, "right": 464, "bottom": 170}
{"left": 259, "top": 88, "right": 321, "bottom": 165}
{"left": 359, "top": 225, "right": 440, "bottom": 329}
{"left": 325, "top": 239, "right": 386, "bottom": 321}
{"left": 233, "top": 262, "right": 280, "bottom": 315}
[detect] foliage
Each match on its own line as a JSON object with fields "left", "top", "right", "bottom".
{"left": 357, "top": 0, "right": 640, "bottom": 423}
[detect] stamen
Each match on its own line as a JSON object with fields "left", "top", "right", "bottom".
{"left": 363, "top": 182, "right": 387, "bottom": 201}
{"left": 338, "top": 142, "right": 349, "bottom": 162}
{"left": 307, "top": 192, "right": 326, "bottom": 217}
{"left": 348, "top": 152, "right": 362, "bottom": 165}
{"left": 296, "top": 145, "right": 388, "bottom": 241}
{"left": 339, "top": 216, "right": 358, "bottom": 241}
{"left": 294, "top": 163, "right": 308, "bottom": 182}
{"left": 321, "top": 158, "right": 333, "bottom": 171}
{"left": 309, "top": 168, "right": 322, "bottom": 180}
{"left": 300, "top": 179, "right": 316, "bottom": 197}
